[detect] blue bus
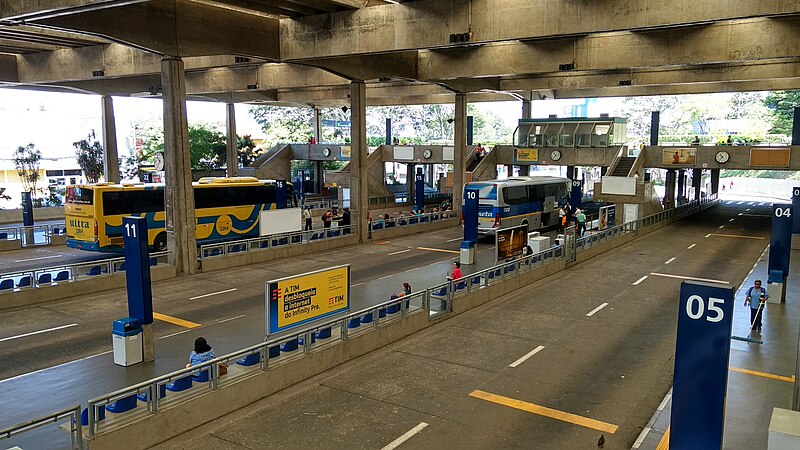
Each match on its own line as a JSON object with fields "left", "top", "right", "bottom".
{"left": 464, "top": 176, "right": 570, "bottom": 235}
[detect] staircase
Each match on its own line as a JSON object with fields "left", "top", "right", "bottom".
{"left": 610, "top": 156, "right": 635, "bottom": 177}
{"left": 467, "top": 155, "right": 483, "bottom": 172}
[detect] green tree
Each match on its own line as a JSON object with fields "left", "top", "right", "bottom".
{"left": 130, "top": 120, "right": 227, "bottom": 172}
{"left": 13, "top": 143, "right": 42, "bottom": 199}
{"left": 73, "top": 130, "right": 105, "bottom": 183}
{"left": 237, "top": 134, "right": 263, "bottom": 167}
{"left": 763, "top": 90, "right": 800, "bottom": 135}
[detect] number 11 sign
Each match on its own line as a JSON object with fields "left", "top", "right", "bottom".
{"left": 670, "top": 280, "right": 734, "bottom": 449}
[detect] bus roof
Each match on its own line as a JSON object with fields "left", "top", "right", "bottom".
{"left": 468, "top": 176, "right": 570, "bottom": 186}
{"left": 68, "top": 178, "right": 289, "bottom": 190}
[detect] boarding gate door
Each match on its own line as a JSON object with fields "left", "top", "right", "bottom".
{"left": 565, "top": 225, "right": 576, "bottom": 263}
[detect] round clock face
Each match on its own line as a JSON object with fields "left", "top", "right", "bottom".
{"left": 423, "top": 149, "right": 432, "bottom": 159}
{"left": 715, "top": 151, "right": 730, "bottom": 164}
{"left": 550, "top": 150, "right": 562, "bottom": 161}
{"left": 323, "top": 148, "right": 331, "bottom": 157}
{"left": 153, "top": 152, "right": 165, "bottom": 171}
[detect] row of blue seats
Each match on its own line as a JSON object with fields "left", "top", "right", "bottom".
{"left": 81, "top": 326, "right": 339, "bottom": 423}
{"left": 204, "top": 230, "right": 347, "bottom": 257}
{"left": 371, "top": 215, "right": 440, "bottom": 231}
{"left": 0, "top": 258, "right": 160, "bottom": 291}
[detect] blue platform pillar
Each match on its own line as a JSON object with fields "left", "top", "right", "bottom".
{"left": 769, "top": 203, "right": 792, "bottom": 303}
{"left": 792, "top": 107, "right": 800, "bottom": 146}
{"left": 414, "top": 167, "right": 425, "bottom": 212}
{"left": 466, "top": 116, "right": 474, "bottom": 146}
{"left": 567, "top": 167, "right": 581, "bottom": 210}
{"left": 123, "top": 216, "right": 155, "bottom": 362}
{"left": 463, "top": 187, "right": 479, "bottom": 245}
{"left": 275, "top": 180, "right": 287, "bottom": 209}
{"left": 385, "top": 118, "right": 392, "bottom": 145}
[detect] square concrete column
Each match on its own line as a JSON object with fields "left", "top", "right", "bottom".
{"left": 522, "top": 99, "right": 532, "bottom": 119}
{"left": 313, "top": 107, "right": 322, "bottom": 143}
{"left": 349, "top": 81, "right": 369, "bottom": 243}
{"left": 710, "top": 169, "right": 720, "bottom": 195}
{"left": 664, "top": 169, "right": 677, "bottom": 209}
{"left": 161, "top": 57, "right": 197, "bottom": 275}
{"left": 692, "top": 169, "right": 703, "bottom": 200}
{"left": 101, "top": 95, "right": 120, "bottom": 183}
{"left": 406, "top": 163, "right": 414, "bottom": 202}
{"left": 226, "top": 103, "right": 238, "bottom": 177}
{"left": 453, "top": 93, "right": 467, "bottom": 216}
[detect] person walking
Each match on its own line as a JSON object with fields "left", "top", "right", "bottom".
{"left": 745, "top": 279, "right": 769, "bottom": 332}
{"left": 576, "top": 208, "right": 587, "bottom": 237}
{"left": 303, "top": 206, "right": 312, "bottom": 231}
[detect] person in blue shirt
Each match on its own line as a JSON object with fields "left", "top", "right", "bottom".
{"left": 186, "top": 337, "right": 215, "bottom": 369}
{"left": 745, "top": 279, "right": 769, "bottom": 332}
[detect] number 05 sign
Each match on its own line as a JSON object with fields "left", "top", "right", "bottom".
{"left": 670, "top": 281, "right": 734, "bottom": 450}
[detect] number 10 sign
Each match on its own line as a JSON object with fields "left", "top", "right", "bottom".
{"left": 670, "top": 281, "right": 734, "bottom": 450}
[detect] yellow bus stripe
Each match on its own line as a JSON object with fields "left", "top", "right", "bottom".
{"left": 416, "top": 247, "right": 460, "bottom": 255}
{"left": 153, "top": 312, "right": 201, "bottom": 329}
{"left": 656, "top": 426, "right": 670, "bottom": 450}
{"left": 729, "top": 366, "right": 795, "bottom": 383}
{"left": 469, "top": 390, "right": 619, "bottom": 434}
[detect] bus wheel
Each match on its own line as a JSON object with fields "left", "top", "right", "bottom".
{"left": 154, "top": 233, "right": 167, "bottom": 252}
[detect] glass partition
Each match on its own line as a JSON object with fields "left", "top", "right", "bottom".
{"left": 575, "top": 123, "right": 593, "bottom": 147}
{"left": 559, "top": 123, "right": 578, "bottom": 147}
{"left": 592, "top": 124, "right": 610, "bottom": 147}
{"left": 544, "top": 124, "right": 560, "bottom": 147}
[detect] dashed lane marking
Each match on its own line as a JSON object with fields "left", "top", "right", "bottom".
{"left": 706, "top": 233, "right": 764, "bottom": 240}
{"left": 586, "top": 303, "right": 609, "bottom": 317}
{"left": 687, "top": 244, "right": 696, "bottom": 249}
{"left": 153, "top": 312, "right": 201, "bottom": 329}
{"left": 665, "top": 257, "right": 676, "bottom": 264}
{"left": 650, "top": 272, "right": 729, "bottom": 284}
{"left": 729, "top": 218, "right": 734, "bottom": 222}
{"left": 189, "top": 288, "right": 237, "bottom": 300}
{"left": 14, "top": 254, "right": 62, "bottom": 263}
{"left": 381, "top": 422, "right": 429, "bottom": 450}
{"left": 0, "top": 323, "right": 78, "bottom": 343}
{"left": 387, "top": 249, "right": 411, "bottom": 256}
{"left": 509, "top": 345, "right": 545, "bottom": 368}
{"left": 729, "top": 367, "right": 795, "bottom": 383}
{"left": 633, "top": 275, "right": 648, "bottom": 285}
{"left": 351, "top": 282, "right": 365, "bottom": 287}
{"left": 446, "top": 237, "right": 462, "bottom": 242}
{"left": 718, "top": 225, "right": 725, "bottom": 229}
{"left": 416, "top": 246, "right": 460, "bottom": 255}
{"left": 217, "top": 314, "right": 246, "bottom": 324}
{"left": 469, "top": 390, "right": 618, "bottom": 434}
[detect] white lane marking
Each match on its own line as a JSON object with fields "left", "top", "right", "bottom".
{"left": 748, "top": 202, "right": 755, "bottom": 206}
{"left": 729, "top": 218, "right": 734, "bottom": 222}
{"left": 381, "top": 422, "right": 429, "bottom": 450}
{"left": 379, "top": 274, "right": 394, "bottom": 280}
{"left": 509, "top": 345, "right": 545, "bottom": 368}
{"left": 0, "top": 350, "right": 112, "bottom": 384}
{"left": 158, "top": 329, "right": 193, "bottom": 340}
{"left": 586, "top": 303, "right": 609, "bottom": 317}
{"left": 387, "top": 249, "right": 411, "bottom": 256}
{"left": 705, "top": 234, "right": 711, "bottom": 238}
{"left": 189, "top": 288, "right": 237, "bottom": 300}
{"left": 217, "top": 314, "right": 246, "bottom": 324}
{"left": 687, "top": 244, "right": 696, "bottom": 249}
{"left": 633, "top": 275, "right": 648, "bottom": 286}
{"left": 738, "top": 213, "right": 743, "bottom": 216}
{"left": 351, "top": 282, "right": 365, "bottom": 287}
{"left": 446, "top": 237, "right": 462, "bottom": 242}
{"left": 632, "top": 427, "right": 652, "bottom": 448}
{"left": 737, "top": 201, "right": 744, "bottom": 205}
{"left": 14, "top": 254, "right": 61, "bottom": 263}
{"left": 746, "top": 208, "right": 750, "bottom": 211}
{"left": 718, "top": 225, "right": 725, "bottom": 229}
{"left": 665, "top": 257, "right": 676, "bottom": 264}
{"left": 657, "top": 393, "right": 672, "bottom": 411}
{"left": 0, "top": 323, "right": 78, "bottom": 343}
{"left": 650, "top": 272, "right": 729, "bottom": 284}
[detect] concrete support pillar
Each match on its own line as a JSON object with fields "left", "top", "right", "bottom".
{"left": 313, "top": 108, "right": 322, "bottom": 143}
{"left": 518, "top": 165, "right": 529, "bottom": 176}
{"left": 792, "top": 106, "right": 800, "bottom": 146}
{"left": 100, "top": 95, "right": 120, "bottom": 183}
{"left": 665, "top": 169, "right": 677, "bottom": 209}
{"left": 692, "top": 169, "right": 703, "bottom": 200}
{"left": 566, "top": 165, "right": 576, "bottom": 180}
{"left": 522, "top": 99, "right": 532, "bottom": 119}
{"left": 315, "top": 161, "right": 324, "bottom": 194}
{"left": 161, "top": 57, "right": 197, "bottom": 275}
{"left": 677, "top": 169, "right": 685, "bottom": 204}
{"left": 225, "top": 103, "right": 238, "bottom": 177}
{"left": 349, "top": 81, "right": 368, "bottom": 243}
{"left": 426, "top": 164, "right": 434, "bottom": 186}
{"left": 406, "top": 163, "right": 414, "bottom": 203}
{"left": 453, "top": 93, "right": 467, "bottom": 216}
{"left": 650, "top": 111, "right": 660, "bottom": 146}
{"left": 385, "top": 118, "right": 392, "bottom": 145}
{"left": 710, "top": 169, "right": 720, "bottom": 195}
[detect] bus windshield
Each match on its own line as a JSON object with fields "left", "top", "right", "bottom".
{"left": 66, "top": 187, "right": 93, "bottom": 204}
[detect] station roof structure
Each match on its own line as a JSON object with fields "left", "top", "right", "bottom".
{"left": 0, "top": 1, "right": 799, "bottom": 106}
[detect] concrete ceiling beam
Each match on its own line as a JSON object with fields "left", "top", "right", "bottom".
{"left": 549, "top": 79, "right": 800, "bottom": 100}
{"left": 31, "top": 0, "right": 279, "bottom": 58}
{"left": 280, "top": 0, "right": 800, "bottom": 60}
{"left": 0, "top": 53, "right": 18, "bottom": 81}
{"left": 303, "top": 51, "right": 418, "bottom": 81}
{"left": 0, "top": 0, "right": 146, "bottom": 20}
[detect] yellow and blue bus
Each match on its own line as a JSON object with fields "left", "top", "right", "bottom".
{"left": 65, "top": 177, "right": 295, "bottom": 252}
{"left": 464, "top": 176, "right": 570, "bottom": 235}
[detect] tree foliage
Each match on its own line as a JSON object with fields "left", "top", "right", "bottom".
{"left": 73, "top": 129, "right": 105, "bottom": 183}
{"left": 237, "top": 134, "right": 263, "bottom": 167}
{"left": 763, "top": 91, "right": 800, "bottom": 135}
{"left": 13, "top": 143, "right": 42, "bottom": 195}
{"left": 126, "top": 120, "right": 228, "bottom": 174}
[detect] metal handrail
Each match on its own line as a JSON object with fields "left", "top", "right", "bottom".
{"left": 198, "top": 224, "right": 358, "bottom": 260}
{"left": 0, "top": 404, "right": 83, "bottom": 450}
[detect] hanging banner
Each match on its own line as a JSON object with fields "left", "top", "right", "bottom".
{"left": 514, "top": 148, "right": 539, "bottom": 163}
{"left": 662, "top": 148, "right": 696, "bottom": 166}
{"left": 266, "top": 265, "right": 350, "bottom": 337}
{"left": 768, "top": 203, "right": 793, "bottom": 278}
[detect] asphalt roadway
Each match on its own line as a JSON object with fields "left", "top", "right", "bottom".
{"left": 140, "top": 199, "right": 770, "bottom": 450}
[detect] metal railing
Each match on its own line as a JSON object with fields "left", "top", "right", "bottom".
{"left": 0, "top": 251, "right": 172, "bottom": 294}
{"left": 300, "top": 196, "right": 339, "bottom": 210}
{"left": 198, "top": 225, "right": 357, "bottom": 259}
{"left": 0, "top": 223, "right": 66, "bottom": 247}
{"left": 0, "top": 405, "right": 83, "bottom": 450}
{"left": 370, "top": 211, "right": 453, "bottom": 231}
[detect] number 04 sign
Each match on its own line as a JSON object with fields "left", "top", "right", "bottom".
{"left": 670, "top": 281, "right": 734, "bottom": 450}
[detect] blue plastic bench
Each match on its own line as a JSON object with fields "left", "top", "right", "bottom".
{"left": 87, "top": 266, "right": 102, "bottom": 276}
{"left": 54, "top": 270, "right": 69, "bottom": 282}
{"left": 347, "top": 317, "right": 361, "bottom": 329}
{"left": 280, "top": 339, "right": 299, "bottom": 352}
{"left": 360, "top": 313, "right": 373, "bottom": 324}
{"left": 0, "top": 232, "right": 7, "bottom": 239}
{"left": 315, "top": 327, "right": 332, "bottom": 339}
{"left": 106, "top": 394, "right": 138, "bottom": 414}
{"left": 165, "top": 375, "right": 193, "bottom": 392}
{"left": 149, "top": 257, "right": 158, "bottom": 267}
{"left": 236, "top": 353, "right": 261, "bottom": 366}
{"left": 0, "top": 279, "right": 13, "bottom": 291}
{"left": 16, "top": 275, "right": 31, "bottom": 288}
{"left": 116, "top": 262, "right": 127, "bottom": 272}
{"left": 409, "top": 217, "right": 419, "bottom": 225}
{"left": 137, "top": 384, "right": 166, "bottom": 402}
{"left": 372, "top": 222, "right": 384, "bottom": 230}
{"left": 192, "top": 369, "right": 210, "bottom": 383}
{"left": 37, "top": 273, "right": 52, "bottom": 285}
{"left": 80, "top": 406, "right": 105, "bottom": 426}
